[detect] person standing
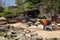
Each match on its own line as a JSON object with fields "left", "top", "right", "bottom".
{"left": 42, "top": 18, "right": 47, "bottom": 30}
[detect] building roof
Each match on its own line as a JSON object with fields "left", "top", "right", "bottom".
{"left": 21, "top": 8, "right": 39, "bottom": 14}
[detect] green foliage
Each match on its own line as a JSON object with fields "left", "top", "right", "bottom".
{"left": 24, "top": 2, "right": 34, "bottom": 10}
{"left": 0, "top": 8, "right": 20, "bottom": 16}
{"left": 0, "top": 0, "right": 60, "bottom": 16}
{"left": 45, "top": 0, "right": 60, "bottom": 13}
{"left": 28, "top": 0, "right": 41, "bottom": 4}
{"left": 16, "top": 0, "right": 41, "bottom": 11}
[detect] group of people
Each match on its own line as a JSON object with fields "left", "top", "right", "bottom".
{"left": 26, "top": 18, "right": 60, "bottom": 31}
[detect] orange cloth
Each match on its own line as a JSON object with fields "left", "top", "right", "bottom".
{"left": 42, "top": 19, "right": 47, "bottom": 26}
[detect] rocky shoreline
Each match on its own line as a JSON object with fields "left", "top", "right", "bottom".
{"left": 0, "top": 25, "right": 60, "bottom": 40}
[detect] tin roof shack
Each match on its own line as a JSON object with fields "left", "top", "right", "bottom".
{"left": 22, "top": 8, "right": 40, "bottom": 18}
{"left": 4, "top": 9, "right": 40, "bottom": 23}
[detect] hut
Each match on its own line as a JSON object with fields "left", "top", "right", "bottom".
{"left": 4, "top": 8, "right": 40, "bottom": 23}
{"left": 22, "top": 8, "right": 40, "bottom": 18}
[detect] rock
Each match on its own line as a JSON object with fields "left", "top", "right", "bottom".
{"left": 14, "top": 34, "right": 25, "bottom": 40}
{"left": 0, "top": 28, "right": 8, "bottom": 32}
{"left": 25, "top": 34, "right": 31, "bottom": 38}
{"left": 57, "top": 38, "right": 60, "bottom": 40}
{"left": 11, "top": 31, "right": 16, "bottom": 34}
{"left": 23, "top": 29, "right": 31, "bottom": 34}
{"left": 31, "top": 33, "right": 38, "bottom": 37}
{"left": 19, "top": 36, "right": 26, "bottom": 40}
{"left": 8, "top": 32, "right": 11, "bottom": 35}
{"left": 4, "top": 34, "right": 8, "bottom": 38}
{"left": 0, "top": 37, "right": 8, "bottom": 40}
{"left": 31, "top": 35, "right": 43, "bottom": 40}
{"left": 15, "top": 39, "right": 19, "bottom": 40}
{"left": 25, "top": 30, "right": 31, "bottom": 34}
{"left": 11, "top": 34, "right": 17, "bottom": 38}
{"left": 17, "top": 30, "right": 25, "bottom": 35}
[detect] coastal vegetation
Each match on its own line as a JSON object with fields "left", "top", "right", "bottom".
{"left": 0, "top": 0, "right": 60, "bottom": 16}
